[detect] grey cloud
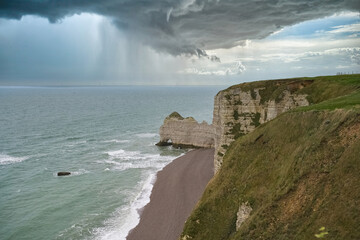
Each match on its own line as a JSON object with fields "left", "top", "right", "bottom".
{"left": 180, "top": 60, "right": 246, "bottom": 76}
{"left": 0, "top": 0, "right": 359, "bottom": 56}
{"left": 258, "top": 48, "right": 360, "bottom": 64}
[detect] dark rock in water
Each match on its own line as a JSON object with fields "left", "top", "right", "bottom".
{"left": 155, "top": 141, "right": 172, "bottom": 146}
{"left": 57, "top": 172, "right": 71, "bottom": 176}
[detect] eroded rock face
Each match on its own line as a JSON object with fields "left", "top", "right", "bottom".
{"left": 213, "top": 80, "right": 310, "bottom": 171}
{"left": 236, "top": 202, "right": 252, "bottom": 231}
{"left": 158, "top": 79, "right": 312, "bottom": 172}
{"left": 157, "top": 112, "right": 215, "bottom": 148}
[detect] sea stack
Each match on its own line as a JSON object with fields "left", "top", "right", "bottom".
{"left": 156, "top": 112, "right": 215, "bottom": 148}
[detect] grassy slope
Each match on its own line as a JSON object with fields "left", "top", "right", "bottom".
{"left": 181, "top": 75, "right": 360, "bottom": 240}
{"left": 222, "top": 74, "right": 360, "bottom": 105}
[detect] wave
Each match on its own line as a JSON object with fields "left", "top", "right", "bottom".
{"left": 148, "top": 142, "right": 158, "bottom": 146}
{"left": 103, "top": 139, "right": 130, "bottom": 143}
{"left": 71, "top": 169, "right": 90, "bottom": 176}
{"left": 0, "top": 154, "right": 29, "bottom": 165}
{"left": 100, "top": 159, "right": 169, "bottom": 172}
{"left": 64, "top": 140, "right": 87, "bottom": 147}
{"left": 66, "top": 136, "right": 83, "bottom": 141}
{"left": 93, "top": 149, "right": 183, "bottom": 239}
{"left": 90, "top": 172, "right": 157, "bottom": 240}
{"left": 102, "top": 149, "right": 175, "bottom": 171}
{"left": 135, "top": 133, "right": 159, "bottom": 138}
{"left": 106, "top": 149, "right": 141, "bottom": 160}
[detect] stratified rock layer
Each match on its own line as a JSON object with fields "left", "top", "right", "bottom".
{"left": 213, "top": 80, "right": 311, "bottom": 171}
{"left": 157, "top": 112, "right": 215, "bottom": 148}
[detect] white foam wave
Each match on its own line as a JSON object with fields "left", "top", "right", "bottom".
{"left": 111, "top": 159, "right": 171, "bottom": 171}
{"left": 103, "top": 139, "right": 130, "bottom": 143}
{"left": 102, "top": 149, "right": 175, "bottom": 171}
{"left": 106, "top": 149, "right": 141, "bottom": 160}
{"left": 0, "top": 154, "right": 29, "bottom": 165}
{"left": 135, "top": 133, "right": 159, "bottom": 138}
{"left": 91, "top": 151, "right": 184, "bottom": 239}
{"left": 91, "top": 172, "right": 157, "bottom": 240}
{"left": 71, "top": 169, "right": 90, "bottom": 176}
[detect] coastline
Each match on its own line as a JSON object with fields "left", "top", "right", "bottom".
{"left": 127, "top": 148, "right": 214, "bottom": 240}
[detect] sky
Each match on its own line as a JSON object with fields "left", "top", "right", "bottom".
{"left": 0, "top": 0, "right": 359, "bottom": 86}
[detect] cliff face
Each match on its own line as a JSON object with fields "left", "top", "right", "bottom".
{"left": 157, "top": 112, "right": 215, "bottom": 148}
{"left": 213, "top": 80, "right": 311, "bottom": 171}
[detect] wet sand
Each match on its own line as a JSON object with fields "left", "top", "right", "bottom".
{"left": 127, "top": 148, "right": 214, "bottom": 240}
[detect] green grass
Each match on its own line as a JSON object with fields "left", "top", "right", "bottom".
{"left": 221, "top": 74, "right": 360, "bottom": 105}
{"left": 251, "top": 112, "right": 261, "bottom": 127}
{"left": 297, "top": 75, "right": 360, "bottom": 104}
{"left": 167, "top": 111, "right": 184, "bottom": 120}
{"left": 181, "top": 74, "right": 360, "bottom": 240}
{"left": 233, "top": 110, "right": 239, "bottom": 120}
{"left": 295, "top": 91, "right": 360, "bottom": 111}
{"left": 227, "top": 123, "right": 245, "bottom": 139}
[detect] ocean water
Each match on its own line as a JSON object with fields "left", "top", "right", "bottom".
{"left": 0, "top": 86, "right": 224, "bottom": 240}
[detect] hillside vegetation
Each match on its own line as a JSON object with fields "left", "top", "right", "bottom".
{"left": 223, "top": 74, "right": 360, "bottom": 106}
{"left": 181, "top": 75, "right": 360, "bottom": 240}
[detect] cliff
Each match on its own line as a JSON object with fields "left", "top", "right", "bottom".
{"left": 180, "top": 74, "right": 360, "bottom": 240}
{"left": 156, "top": 112, "right": 215, "bottom": 148}
{"left": 158, "top": 79, "right": 314, "bottom": 172}
{"left": 213, "top": 79, "right": 311, "bottom": 171}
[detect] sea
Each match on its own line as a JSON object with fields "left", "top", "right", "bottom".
{"left": 0, "top": 86, "right": 224, "bottom": 240}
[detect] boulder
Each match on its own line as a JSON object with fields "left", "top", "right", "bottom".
{"left": 57, "top": 171, "right": 71, "bottom": 176}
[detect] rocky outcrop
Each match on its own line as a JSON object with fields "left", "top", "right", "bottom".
{"left": 236, "top": 202, "right": 252, "bottom": 231}
{"left": 213, "top": 79, "right": 312, "bottom": 171}
{"left": 158, "top": 79, "right": 313, "bottom": 172}
{"left": 57, "top": 172, "right": 71, "bottom": 176}
{"left": 156, "top": 112, "right": 215, "bottom": 148}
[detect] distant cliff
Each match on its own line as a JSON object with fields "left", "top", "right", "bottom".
{"left": 156, "top": 112, "right": 215, "bottom": 148}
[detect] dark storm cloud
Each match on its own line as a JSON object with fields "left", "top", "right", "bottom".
{"left": 1, "top": 0, "right": 359, "bottom": 57}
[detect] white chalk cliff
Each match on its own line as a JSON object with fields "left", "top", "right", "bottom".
{"left": 157, "top": 79, "right": 313, "bottom": 172}
{"left": 157, "top": 112, "right": 215, "bottom": 148}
